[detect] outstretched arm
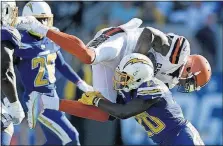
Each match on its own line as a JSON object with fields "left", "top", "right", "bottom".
{"left": 47, "top": 30, "right": 95, "bottom": 64}
{"left": 96, "top": 97, "right": 160, "bottom": 119}
{"left": 40, "top": 93, "right": 110, "bottom": 122}
{"left": 59, "top": 99, "right": 110, "bottom": 122}
{"left": 77, "top": 91, "right": 161, "bottom": 119}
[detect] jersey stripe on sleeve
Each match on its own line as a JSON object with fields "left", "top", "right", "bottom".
{"left": 169, "top": 37, "right": 185, "bottom": 64}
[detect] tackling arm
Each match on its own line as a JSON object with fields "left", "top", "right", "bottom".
{"left": 59, "top": 99, "right": 110, "bottom": 122}
{"left": 1, "top": 41, "right": 19, "bottom": 103}
{"left": 96, "top": 97, "right": 161, "bottom": 119}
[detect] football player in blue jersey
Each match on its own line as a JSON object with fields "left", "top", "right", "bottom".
{"left": 13, "top": 0, "right": 93, "bottom": 145}
{"left": 1, "top": 1, "right": 25, "bottom": 145}
{"left": 78, "top": 53, "right": 206, "bottom": 145}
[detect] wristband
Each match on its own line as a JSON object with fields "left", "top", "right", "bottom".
{"left": 93, "top": 97, "right": 102, "bottom": 107}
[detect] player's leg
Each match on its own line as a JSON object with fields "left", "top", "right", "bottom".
{"left": 38, "top": 109, "right": 80, "bottom": 145}
{"left": 38, "top": 90, "right": 80, "bottom": 145}
{"left": 92, "top": 64, "right": 118, "bottom": 103}
{"left": 173, "top": 122, "right": 204, "bottom": 145}
{"left": 1, "top": 121, "right": 14, "bottom": 145}
{"left": 1, "top": 103, "right": 14, "bottom": 145}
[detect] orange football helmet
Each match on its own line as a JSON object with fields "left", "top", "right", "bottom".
{"left": 178, "top": 55, "right": 212, "bottom": 92}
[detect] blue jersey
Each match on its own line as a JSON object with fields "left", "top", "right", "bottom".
{"left": 1, "top": 25, "right": 21, "bottom": 49}
{"left": 16, "top": 30, "right": 60, "bottom": 93}
{"left": 119, "top": 78, "right": 187, "bottom": 144}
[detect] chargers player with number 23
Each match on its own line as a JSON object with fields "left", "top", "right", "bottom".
{"left": 14, "top": 1, "right": 93, "bottom": 145}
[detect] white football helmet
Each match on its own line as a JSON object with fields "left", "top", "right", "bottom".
{"left": 113, "top": 53, "right": 154, "bottom": 92}
{"left": 1, "top": 0, "right": 18, "bottom": 26}
{"left": 22, "top": 0, "right": 53, "bottom": 27}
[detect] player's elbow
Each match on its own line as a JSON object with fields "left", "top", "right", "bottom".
{"left": 80, "top": 48, "right": 95, "bottom": 64}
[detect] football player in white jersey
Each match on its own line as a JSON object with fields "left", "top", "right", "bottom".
{"left": 1, "top": 1, "right": 25, "bottom": 145}
{"left": 16, "top": 17, "right": 211, "bottom": 127}
{"left": 16, "top": 18, "right": 211, "bottom": 103}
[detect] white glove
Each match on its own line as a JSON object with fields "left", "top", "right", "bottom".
{"left": 77, "top": 80, "right": 94, "bottom": 92}
{"left": 7, "top": 101, "right": 25, "bottom": 125}
{"left": 16, "top": 16, "right": 49, "bottom": 37}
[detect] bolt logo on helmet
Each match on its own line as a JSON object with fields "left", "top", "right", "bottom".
{"left": 123, "top": 58, "right": 152, "bottom": 69}
{"left": 26, "top": 3, "right": 34, "bottom": 12}
{"left": 113, "top": 53, "right": 154, "bottom": 92}
{"left": 178, "top": 55, "right": 212, "bottom": 93}
{"left": 22, "top": 0, "right": 53, "bottom": 27}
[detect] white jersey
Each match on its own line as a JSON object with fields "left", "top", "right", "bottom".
{"left": 149, "top": 32, "right": 190, "bottom": 88}
{"left": 87, "top": 18, "right": 190, "bottom": 102}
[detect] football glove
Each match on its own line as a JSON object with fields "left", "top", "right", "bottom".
{"left": 78, "top": 91, "right": 103, "bottom": 106}
{"left": 77, "top": 80, "right": 94, "bottom": 92}
{"left": 16, "top": 16, "right": 49, "bottom": 37}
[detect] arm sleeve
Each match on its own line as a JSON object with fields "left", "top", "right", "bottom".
{"left": 1, "top": 41, "right": 19, "bottom": 103}
{"left": 55, "top": 51, "right": 81, "bottom": 84}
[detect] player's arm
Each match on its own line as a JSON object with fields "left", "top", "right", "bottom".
{"left": 1, "top": 41, "right": 19, "bottom": 103}
{"left": 1, "top": 41, "right": 25, "bottom": 125}
{"left": 137, "top": 27, "right": 170, "bottom": 56}
{"left": 33, "top": 92, "right": 111, "bottom": 122}
{"left": 47, "top": 30, "right": 95, "bottom": 64}
{"left": 55, "top": 51, "right": 93, "bottom": 92}
{"left": 59, "top": 99, "right": 110, "bottom": 122}
{"left": 96, "top": 97, "right": 160, "bottom": 119}
{"left": 47, "top": 29, "right": 125, "bottom": 65}
{"left": 78, "top": 91, "right": 161, "bottom": 119}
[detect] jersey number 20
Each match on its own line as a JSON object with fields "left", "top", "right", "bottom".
{"left": 32, "top": 53, "right": 57, "bottom": 87}
{"left": 135, "top": 112, "right": 166, "bottom": 137}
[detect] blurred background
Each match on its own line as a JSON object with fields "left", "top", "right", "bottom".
{"left": 11, "top": 1, "right": 222, "bottom": 145}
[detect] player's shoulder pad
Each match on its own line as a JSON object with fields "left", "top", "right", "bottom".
{"left": 1, "top": 26, "right": 21, "bottom": 47}
{"left": 137, "top": 80, "right": 163, "bottom": 97}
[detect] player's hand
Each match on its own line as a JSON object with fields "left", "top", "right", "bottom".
{"left": 16, "top": 16, "right": 49, "bottom": 37}
{"left": 77, "top": 80, "right": 94, "bottom": 92}
{"left": 78, "top": 91, "right": 102, "bottom": 106}
{"left": 7, "top": 101, "right": 25, "bottom": 125}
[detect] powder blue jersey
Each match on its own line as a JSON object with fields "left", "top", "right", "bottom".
{"left": 15, "top": 30, "right": 60, "bottom": 93}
